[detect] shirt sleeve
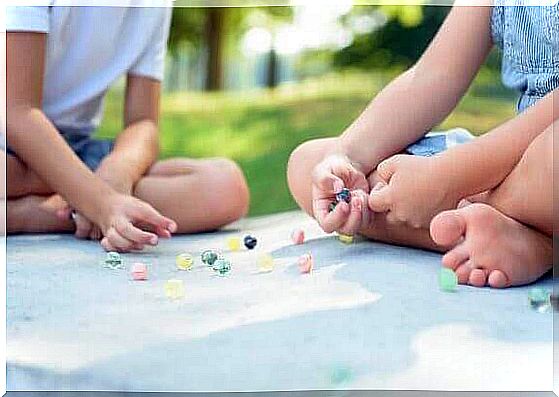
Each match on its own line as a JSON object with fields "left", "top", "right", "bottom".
{"left": 6, "top": 5, "right": 51, "bottom": 33}
{"left": 129, "top": 7, "right": 172, "bottom": 81}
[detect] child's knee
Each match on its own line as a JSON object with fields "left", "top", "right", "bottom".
{"left": 209, "top": 157, "right": 250, "bottom": 219}
{"left": 287, "top": 141, "right": 311, "bottom": 180}
{"left": 287, "top": 139, "right": 324, "bottom": 193}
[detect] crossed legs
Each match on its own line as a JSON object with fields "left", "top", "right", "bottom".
{"left": 287, "top": 123, "right": 554, "bottom": 288}
{"left": 6, "top": 155, "right": 249, "bottom": 235}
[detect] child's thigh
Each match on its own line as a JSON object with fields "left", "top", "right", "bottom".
{"left": 6, "top": 153, "right": 53, "bottom": 197}
{"left": 135, "top": 157, "right": 249, "bottom": 232}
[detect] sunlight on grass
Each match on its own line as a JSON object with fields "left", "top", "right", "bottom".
{"left": 96, "top": 71, "right": 516, "bottom": 216}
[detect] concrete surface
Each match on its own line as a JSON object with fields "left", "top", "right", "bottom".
{"left": 6, "top": 211, "right": 555, "bottom": 392}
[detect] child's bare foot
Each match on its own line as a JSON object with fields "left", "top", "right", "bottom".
{"left": 430, "top": 203, "right": 552, "bottom": 288}
{"left": 7, "top": 195, "right": 74, "bottom": 233}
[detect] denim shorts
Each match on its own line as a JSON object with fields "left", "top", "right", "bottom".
{"left": 406, "top": 128, "right": 474, "bottom": 157}
{"left": 6, "top": 127, "right": 114, "bottom": 171}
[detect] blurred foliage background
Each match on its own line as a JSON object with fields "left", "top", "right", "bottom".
{"left": 97, "top": 5, "right": 517, "bottom": 217}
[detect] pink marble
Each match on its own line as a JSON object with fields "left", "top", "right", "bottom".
{"left": 291, "top": 229, "right": 305, "bottom": 245}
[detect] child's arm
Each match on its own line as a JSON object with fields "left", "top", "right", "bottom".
{"left": 7, "top": 32, "right": 176, "bottom": 248}
{"left": 339, "top": 6, "right": 494, "bottom": 175}
{"left": 369, "top": 89, "right": 557, "bottom": 228}
{"left": 95, "top": 74, "right": 161, "bottom": 195}
{"left": 7, "top": 33, "right": 113, "bottom": 216}
{"left": 433, "top": 89, "right": 556, "bottom": 198}
{"left": 70, "top": 75, "right": 163, "bottom": 240}
{"left": 311, "top": 6, "right": 494, "bottom": 234}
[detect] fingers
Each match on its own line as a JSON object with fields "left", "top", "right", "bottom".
{"left": 73, "top": 213, "right": 93, "bottom": 239}
{"left": 367, "top": 169, "right": 388, "bottom": 188}
{"left": 312, "top": 155, "right": 369, "bottom": 198}
{"left": 312, "top": 163, "right": 344, "bottom": 197}
{"left": 115, "top": 218, "right": 158, "bottom": 246}
{"left": 376, "top": 155, "right": 401, "bottom": 182}
{"left": 317, "top": 201, "right": 350, "bottom": 233}
{"left": 368, "top": 181, "right": 391, "bottom": 213}
{"left": 89, "top": 226, "right": 103, "bottom": 241}
{"left": 132, "top": 203, "right": 177, "bottom": 236}
{"left": 338, "top": 191, "right": 369, "bottom": 235}
{"left": 101, "top": 236, "right": 139, "bottom": 253}
{"left": 102, "top": 227, "right": 144, "bottom": 252}
{"left": 338, "top": 198, "right": 362, "bottom": 235}
{"left": 331, "top": 161, "right": 369, "bottom": 193}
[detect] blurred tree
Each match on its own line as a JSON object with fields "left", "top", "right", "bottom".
{"left": 261, "top": 7, "right": 293, "bottom": 88}
{"left": 205, "top": 8, "right": 225, "bottom": 90}
{"left": 169, "top": 8, "right": 237, "bottom": 91}
{"left": 168, "top": 8, "right": 207, "bottom": 53}
{"left": 169, "top": 7, "right": 293, "bottom": 91}
{"left": 334, "top": 6, "right": 450, "bottom": 70}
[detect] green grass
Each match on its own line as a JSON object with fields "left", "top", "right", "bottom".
{"left": 96, "top": 71, "right": 516, "bottom": 217}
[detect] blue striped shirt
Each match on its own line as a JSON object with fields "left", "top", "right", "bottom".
{"left": 491, "top": 5, "right": 559, "bottom": 112}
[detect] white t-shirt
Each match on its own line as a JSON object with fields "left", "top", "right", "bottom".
{"left": 7, "top": 2, "right": 172, "bottom": 132}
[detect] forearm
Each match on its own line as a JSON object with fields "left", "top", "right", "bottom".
{"left": 340, "top": 66, "right": 471, "bottom": 173}
{"left": 337, "top": 6, "right": 493, "bottom": 175}
{"left": 101, "top": 74, "right": 161, "bottom": 186}
{"left": 100, "top": 119, "right": 159, "bottom": 185}
{"left": 7, "top": 105, "right": 114, "bottom": 216}
{"left": 435, "top": 89, "right": 557, "bottom": 198}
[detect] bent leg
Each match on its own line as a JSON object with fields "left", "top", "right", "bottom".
{"left": 134, "top": 157, "right": 249, "bottom": 233}
{"left": 430, "top": 123, "right": 555, "bottom": 288}
{"left": 5, "top": 153, "right": 53, "bottom": 198}
{"left": 5, "top": 154, "right": 71, "bottom": 234}
{"left": 7, "top": 194, "right": 74, "bottom": 234}
{"left": 481, "top": 121, "right": 554, "bottom": 236}
{"left": 287, "top": 138, "right": 439, "bottom": 251}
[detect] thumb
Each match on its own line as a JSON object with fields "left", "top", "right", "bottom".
{"left": 376, "top": 156, "right": 400, "bottom": 183}
{"left": 368, "top": 181, "right": 392, "bottom": 213}
{"left": 312, "top": 165, "right": 345, "bottom": 194}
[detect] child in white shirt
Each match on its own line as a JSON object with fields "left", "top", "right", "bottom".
{"left": 6, "top": 3, "right": 249, "bottom": 251}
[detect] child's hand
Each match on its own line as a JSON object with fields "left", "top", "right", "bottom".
{"left": 97, "top": 193, "right": 177, "bottom": 252}
{"left": 56, "top": 203, "right": 103, "bottom": 240}
{"left": 368, "top": 154, "right": 458, "bottom": 229}
{"left": 311, "top": 154, "right": 371, "bottom": 236}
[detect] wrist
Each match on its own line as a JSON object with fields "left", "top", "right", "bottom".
{"left": 337, "top": 135, "right": 376, "bottom": 175}
{"left": 97, "top": 154, "right": 136, "bottom": 193}
{"left": 75, "top": 179, "right": 119, "bottom": 224}
{"left": 95, "top": 188, "right": 122, "bottom": 229}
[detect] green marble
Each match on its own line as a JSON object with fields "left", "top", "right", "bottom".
{"left": 201, "top": 250, "right": 219, "bottom": 267}
{"left": 438, "top": 268, "right": 457, "bottom": 292}
{"left": 330, "top": 365, "right": 354, "bottom": 386}
{"left": 103, "top": 251, "right": 123, "bottom": 269}
{"left": 212, "top": 258, "right": 231, "bottom": 276}
{"left": 528, "top": 288, "right": 551, "bottom": 313}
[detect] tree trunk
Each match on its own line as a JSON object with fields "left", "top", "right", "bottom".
{"left": 205, "top": 8, "right": 225, "bottom": 91}
{"left": 265, "top": 48, "right": 278, "bottom": 89}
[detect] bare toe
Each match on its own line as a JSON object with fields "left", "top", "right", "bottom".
{"left": 454, "top": 264, "right": 472, "bottom": 285}
{"left": 430, "top": 210, "right": 466, "bottom": 247}
{"left": 468, "top": 268, "right": 488, "bottom": 288}
{"left": 441, "top": 244, "right": 469, "bottom": 270}
{"left": 488, "top": 270, "right": 509, "bottom": 288}
{"left": 433, "top": 203, "right": 551, "bottom": 289}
